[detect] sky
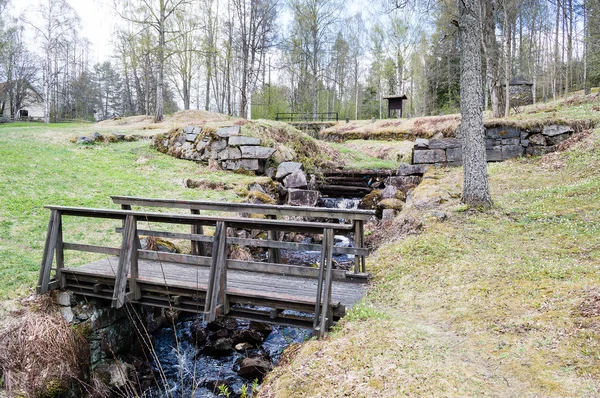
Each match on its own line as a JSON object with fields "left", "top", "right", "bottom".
{"left": 9, "top": 0, "right": 116, "bottom": 63}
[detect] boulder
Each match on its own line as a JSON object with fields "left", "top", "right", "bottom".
{"left": 287, "top": 189, "right": 320, "bottom": 206}
{"left": 196, "top": 138, "right": 210, "bottom": 152}
{"left": 218, "top": 147, "right": 242, "bottom": 161}
{"left": 385, "top": 176, "right": 422, "bottom": 192}
{"left": 223, "top": 159, "right": 260, "bottom": 171}
{"left": 359, "top": 190, "right": 381, "bottom": 210}
{"left": 381, "top": 209, "right": 396, "bottom": 220}
{"left": 237, "top": 356, "right": 272, "bottom": 380}
{"left": 413, "top": 149, "right": 446, "bottom": 164}
{"left": 94, "top": 360, "right": 134, "bottom": 389}
{"left": 275, "top": 162, "right": 303, "bottom": 180}
{"left": 216, "top": 125, "right": 241, "bottom": 138}
{"left": 249, "top": 321, "right": 273, "bottom": 336}
{"left": 240, "top": 146, "right": 276, "bottom": 159}
{"left": 229, "top": 136, "right": 261, "bottom": 146}
{"left": 77, "top": 136, "right": 94, "bottom": 144}
{"left": 378, "top": 198, "right": 404, "bottom": 211}
{"left": 235, "top": 342, "right": 253, "bottom": 351}
{"left": 547, "top": 133, "right": 571, "bottom": 146}
{"left": 283, "top": 170, "right": 308, "bottom": 189}
{"left": 543, "top": 124, "right": 573, "bottom": 137}
{"left": 59, "top": 306, "right": 74, "bottom": 323}
{"left": 380, "top": 185, "right": 398, "bottom": 200}
{"left": 208, "top": 317, "right": 238, "bottom": 331}
{"left": 232, "top": 329, "right": 264, "bottom": 345}
{"left": 92, "top": 132, "right": 103, "bottom": 141}
{"left": 113, "top": 133, "right": 125, "bottom": 141}
{"left": 446, "top": 147, "right": 463, "bottom": 163}
{"left": 211, "top": 139, "right": 228, "bottom": 152}
{"left": 203, "top": 337, "right": 233, "bottom": 357}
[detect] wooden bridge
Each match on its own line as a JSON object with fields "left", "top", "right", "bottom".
{"left": 37, "top": 198, "right": 374, "bottom": 337}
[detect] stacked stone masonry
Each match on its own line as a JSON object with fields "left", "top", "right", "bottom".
{"left": 412, "top": 124, "right": 575, "bottom": 166}
{"left": 155, "top": 125, "right": 276, "bottom": 173}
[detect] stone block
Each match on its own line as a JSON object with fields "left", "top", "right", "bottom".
{"left": 276, "top": 162, "right": 303, "bottom": 180}
{"left": 218, "top": 147, "right": 242, "bottom": 160}
{"left": 211, "top": 139, "right": 227, "bottom": 152}
{"left": 446, "top": 147, "right": 463, "bottom": 163}
{"left": 283, "top": 170, "right": 307, "bottom": 189}
{"left": 485, "top": 139, "right": 496, "bottom": 150}
{"left": 501, "top": 138, "right": 520, "bottom": 145}
{"left": 486, "top": 126, "right": 521, "bottom": 139}
{"left": 223, "top": 159, "right": 260, "bottom": 171}
{"left": 196, "top": 139, "right": 210, "bottom": 152}
{"left": 60, "top": 306, "right": 74, "bottom": 323}
{"left": 56, "top": 291, "right": 72, "bottom": 306}
{"left": 528, "top": 134, "right": 546, "bottom": 146}
{"left": 520, "top": 131, "right": 530, "bottom": 140}
{"left": 502, "top": 145, "right": 524, "bottom": 160}
{"left": 520, "top": 139, "right": 529, "bottom": 147}
{"left": 413, "top": 149, "right": 446, "bottom": 164}
{"left": 396, "top": 164, "right": 427, "bottom": 176}
{"left": 229, "top": 136, "right": 261, "bottom": 146}
{"left": 486, "top": 148, "right": 503, "bottom": 162}
{"left": 414, "top": 138, "right": 430, "bottom": 148}
{"left": 428, "top": 138, "right": 461, "bottom": 149}
{"left": 216, "top": 125, "right": 241, "bottom": 138}
{"left": 184, "top": 126, "right": 201, "bottom": 142}
{"left": 380, "top": 185, "right": 398, "bottom": 199}
{"left": 543, "top": 124, "right": 573, "bottom": 137}
{"left": 240, "top": 146, "right": 276, "bottom": 159}
{"left": 526, "top": 146, "right": 550, "bottom": 156}
{"left": 547, "top": 133, "right": 571, "bottom": 146}
{"left": 287, "top": 189, "right": 320, "bottom": 206}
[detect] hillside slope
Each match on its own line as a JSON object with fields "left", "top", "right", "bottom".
{"left": 260, "top": 128, "right": 600, "bottom": 395}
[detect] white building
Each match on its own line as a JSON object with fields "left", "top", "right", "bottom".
{"left": 0, "top": 81, "right": 45, "bottom": 120}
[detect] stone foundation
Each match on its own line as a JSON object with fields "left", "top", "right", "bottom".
{"left": 412, "top": 124, "right": 575, "bottom": 166}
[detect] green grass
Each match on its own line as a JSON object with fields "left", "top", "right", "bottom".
{"left": 261, "top": 129, "right": 600, "bottom": 396}
{"left": 0, "top": 122, "right": 260, "bottom": 299}
{"left": 329, "top": 141, "right": 400, "bottom": 169}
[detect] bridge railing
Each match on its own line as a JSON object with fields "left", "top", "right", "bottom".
{"left": 111, "top": 196, "right": 374, "bottom": 273}
{"left": 275, "top": 112, "right": 339, "bottom": 122}
{"left": 37, "top": 206, "right": 367, "bottom": 335}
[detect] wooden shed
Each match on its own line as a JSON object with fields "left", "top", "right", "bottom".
{"left": 383, "top": 94, "right": 407, "bottom": 118}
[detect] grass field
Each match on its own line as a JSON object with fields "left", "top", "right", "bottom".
{"left": 0, "top": 122, "right": 259, "bottom": 300}
{"left": 260, "top": 128, "right": 600, "bottom": 396}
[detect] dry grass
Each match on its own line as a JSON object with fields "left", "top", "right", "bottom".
{"left": 0, "top": 298, "right": 90, "bottom": 397}
{"left": 260, "top": 129, "right": 600, "bottom": 397}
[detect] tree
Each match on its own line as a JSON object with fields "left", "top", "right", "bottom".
{"left": 114, "top": 0, "right": 190, "bottom": 122}
{"left": 26, "top": 0, "right": 79, "bottom": 123}
{"left": 457, "top": 0, "right": 492, "bottom": 207}
{"left": 481, "top": 0, "right": 504, "bottom": 118}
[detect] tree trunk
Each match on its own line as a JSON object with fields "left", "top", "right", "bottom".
{"left": 154, "top": 0, "right": 166, "bottom": 123}
{"left": 458, "top": 0, "right": 492, "bottom": 208}
{"left": 481, "top": 0, "right": 504, "bottom": 118}
{"left": 504, "top": 0, "right": 511, "bottom": 118}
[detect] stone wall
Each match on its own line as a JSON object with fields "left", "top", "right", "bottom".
{"left": 154, "top": 125, "right": 275, "bottom": 173}
{"left": 412, "top": 124, "right": 575, "bottom": 166}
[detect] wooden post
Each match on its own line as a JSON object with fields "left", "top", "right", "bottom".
{"left": 313, "top": 228, "right": 328, "bottom": 330}
{"left": 190, "top": 209, "right": 206, "bottom": 256}
{"left": 37, "top": 210, "right": 60, "bottom": 294}
{"left": 359, "top": 220, "right": 366, "bottom": 273}
{"left": 319, "top": 228, "right": 335, "bottom": 338}
{"left": 267, "top": 215, "right": 281, "bottom": 264}
{"left": 218, "top": 224, "right": 229, "bottom": 315}
{"left": 112, "top": 215, "right": 136, "bottom": 308}
{"left": 56, "top": 213, "right": 65, "bottom": 288}
{"left": 129, "top": 228, "right": 142, "bottom": 301}
{"left": 204, "top": 221, "right": 226, "bottom": 322}
{"left": 353, "top": 221, "right": 361, "bottom": 273}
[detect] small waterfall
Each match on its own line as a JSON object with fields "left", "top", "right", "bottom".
{"left": 318, "top": 197, "right": 361, "bottom": 210}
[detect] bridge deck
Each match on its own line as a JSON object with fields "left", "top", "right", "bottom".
{"left": 61, "top": 257, "right": 367, "bottom": 328}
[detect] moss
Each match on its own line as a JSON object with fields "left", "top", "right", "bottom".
{"left": 247, "top": 191, "right": 276, "bottom": 205}
{"left": 41, "top": 378, "right": 68, "bottom": 397}
{"left": 359, "top": 190, "right": 382, "bottom": 210}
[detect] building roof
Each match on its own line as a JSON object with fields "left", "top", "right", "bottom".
{"left": 383, "top": 94, "right": 408, "bottom": 100}
{"left": 509, "top": 76, "right": 532, "bottom": 86}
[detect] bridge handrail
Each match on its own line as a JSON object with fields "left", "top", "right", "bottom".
{"left": 275, "top": 112, "right": 339, "bottom": 122}
{"left": 110, "top": 196, "right": 375, "bottom": 221}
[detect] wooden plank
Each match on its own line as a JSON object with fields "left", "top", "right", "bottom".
{"left": 110, "top": 196, "right": 375, "bottom": 220}
{"left": 204, "top": 221, "right": 224, "bottom": 322}
{"left": 139, "top": 250, "right": 211, "bottom": 266}
{"left": 116, "top": 228, "right": 215, "bottom": 243}
{"left": 39, "top": 210, "right": 60, "bottom": 294}
{"left": 218, "top": 223, "right": 229, "bottom": 315}
{"left": 359, "top": 220, "right": 366, "bottom": 273}
{"left": 45, "top": 205, "right": 355, "bottom": 233}
{"left": 56, "top": 214, "right": 65, "bottom": 288}
{"left": 190, "top": 209, "right": 206, "bottom": 256}
{"left": 313, "top": 228, "right": 328, "bottom": 329}
{"left": 319, "top": 229, "right": 335, "bottom": 338}
{"left": 112, "top": 215, "right": 135, "bottom": 308}
{"left": 129, "top": 230, "right": 142, "bottom": 300}
{"left": 63, "top": 243, "right": 121, "bottom": 256}
{"left": 37, "top": 211, "right": 55, "bottom": 293}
